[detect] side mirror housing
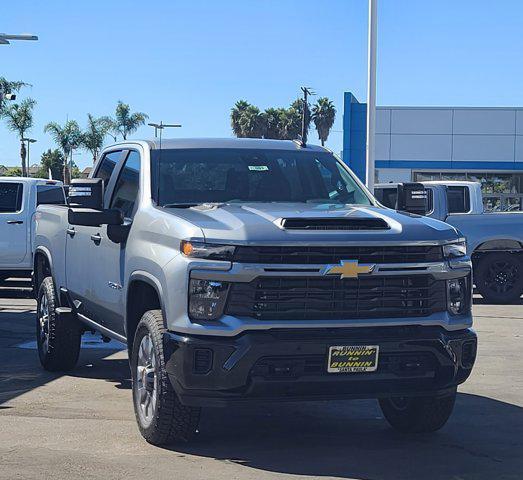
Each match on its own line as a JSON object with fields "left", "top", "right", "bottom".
{"left": 68, "top": 208, "right": 123, "bottom": 227}
{"left": 68, "top": 179, "right": 104, "bottom": 210}
{"left": 396, "top": 183, "right": 428, "bottom": 216}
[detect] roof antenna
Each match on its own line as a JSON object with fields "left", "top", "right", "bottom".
{"left": 300, "top": 87, "right": 315, "bottom": 147}
{"left": 148, "top": 121, "right": 182, "bottom": 206}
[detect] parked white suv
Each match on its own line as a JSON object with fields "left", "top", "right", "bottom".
{"left": 0, "top": 177, "right": 65, "bottom": 282}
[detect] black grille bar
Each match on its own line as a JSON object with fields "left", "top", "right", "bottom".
{"left": 233, "top": 245, "right": 443, "bottom": 265}
{"left": 226, "top": 275, "right": 447, "bottom": 320}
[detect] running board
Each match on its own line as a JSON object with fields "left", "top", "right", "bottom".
{"left": 77, "top": 313, "right": 127, "bottom": 344}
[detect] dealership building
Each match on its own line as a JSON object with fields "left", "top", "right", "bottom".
{"left": 342, "top": 92, "right": 523, "bottom": 211}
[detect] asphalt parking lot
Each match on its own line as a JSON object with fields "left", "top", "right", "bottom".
{"left": 0, "top": 284, "right": 521, "bottom": 480}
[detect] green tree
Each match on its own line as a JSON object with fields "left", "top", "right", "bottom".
{"left": 44, "top": 120, "right": 82, "bottom": 184}
{"left": 80, "top": 114, "right": 110, "bottom": 164}
{"left": 2, "top": 98, "right": 36, "bottom": 177}
{"left": 312, "top": 97, "right": 336, "bottom": 146}
{"left": 35, "top": 149, "right": 64, "bottom": 181}
{"left": 290, "top": 99, "right": 311, "bottom": 139}
{"left": 231, "top": 100, "right": 251, "bottom": 137}
{"left": 5, "top": 167, "right": 22, "bottom": 177}
{"left": 264, "top": 108, "right": 284, "bottom": 139}
{"left": 106, "top": 101, "right": 148, "bottom": 140}
{"left": 0, "top": 77, "right": 29, "bottom": 113}
{"left": 238, "top": 105, "right": 266, "bottom": 138}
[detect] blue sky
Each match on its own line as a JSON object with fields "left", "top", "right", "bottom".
{"left": 2, "top": 0, "right": 523, "bottom": 170}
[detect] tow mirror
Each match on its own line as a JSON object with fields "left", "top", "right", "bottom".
{"left": 396, "top": 183, "right": 428, "bottom": 216}
{"left": 68, "top": 178, "right": 104, "bottom": 210}
{"left": 68, "top": 208, "right": 123, "bottom": 227}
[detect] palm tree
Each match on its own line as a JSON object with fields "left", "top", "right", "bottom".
{"left": 238, "top": 105, "right": 266, "bottom": 138}
{"left": 2, "top": 98, "right": 36, "bottom": 177}
{"left": 44, "top": 120, "right": 82, "bottom": 184}
{"left": 0, "top": 77, "right": 29, "bottom": 113}
{"left": 80, "top": 114, "right": 110, "bottom": 164}
{"left": 312, "top": 97, "right": 336, "bottom": 146}
{"left": 264, "top": 108, "right": 283, "bottom": 139}
{"left": 230, "top": 100, "right": 251, "bottom": 137}
{"left": 278, "top": 107, "right": 301, "bottom": 140}
{"left": 106, "top": 101, "right": 148, "bottom": 140}
{"left": 290, "top": 99, "right": 311, "bottom": 138}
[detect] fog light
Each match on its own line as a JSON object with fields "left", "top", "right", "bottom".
{"left": 447, "top": 276, "right": 470, "bottom": 315}
{"left": 189, "top": 279, "right": 229, "bottom": 321}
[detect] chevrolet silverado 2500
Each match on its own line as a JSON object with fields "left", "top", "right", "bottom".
{"left": 0, "top": 177, "right": 65, "bottom": 283}
{"left": 34, "top": 139, "right": 476, "bottom": 445}
{"left": 375, "top": 181, "right": 523, "bottom": 304}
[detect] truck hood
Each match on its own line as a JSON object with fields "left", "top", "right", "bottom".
{"left": 165, "top": 202, "right": 460, "bottom": 245}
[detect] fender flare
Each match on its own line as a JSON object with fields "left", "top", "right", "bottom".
{"left": 126, "top": 271, "right": 167, "bottom": 332}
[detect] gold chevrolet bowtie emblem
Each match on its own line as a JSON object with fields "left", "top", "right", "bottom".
{"left": 323, "top": 260, "right": 375, "bottom": 279}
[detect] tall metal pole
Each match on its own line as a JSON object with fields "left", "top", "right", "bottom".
{"left": 365, "top": 0, "right": 378, "bottom": 193}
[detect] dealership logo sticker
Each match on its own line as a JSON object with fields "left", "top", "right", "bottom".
{"left": 322, "top": 259, "right": 375, "bottom": 279}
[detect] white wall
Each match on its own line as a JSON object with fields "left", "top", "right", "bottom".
{"left": 375, "top": 107, "right": 523, "bottom": 165}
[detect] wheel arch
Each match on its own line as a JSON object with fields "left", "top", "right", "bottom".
{"left": 126, "top": 272, "right": 166, "bottom": 351}
{"left": 33, "top": 247, "right": 54, "bottom": 295}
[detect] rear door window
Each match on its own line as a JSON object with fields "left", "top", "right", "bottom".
{"left": 447, "top": 186, "right": 470, "bottom": 213}
{"left": 37, "top": 185, "right": 66, "bottom": 205}
{"left": 0, "top": 182, "right": 23, "bottom": 212}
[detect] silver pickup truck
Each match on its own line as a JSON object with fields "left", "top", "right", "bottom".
{"left": 375, "top": 181, "right": 523, "bottom": 304}
{"left": 34, "top": 138, "right": 476, "bottom": 445}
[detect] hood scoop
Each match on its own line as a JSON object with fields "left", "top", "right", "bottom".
{"left": 280, "top": 217, "right": 390, "bottom": 231}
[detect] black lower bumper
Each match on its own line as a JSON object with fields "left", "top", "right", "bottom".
{"left": 164, "top": 325, "right": 477, "bottom": 407}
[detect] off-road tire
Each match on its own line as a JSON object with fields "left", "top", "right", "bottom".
{"left": 379, "top": 389, "right": 457, "bottom": 433}
{"left": 36, "top": 276, "right": 81, "bottom": 371}
{"left": 131, "top": 310, "right": 201, "bottom": 445}
{"left": 475, "top": 252, "right": 523, "bottom": 304}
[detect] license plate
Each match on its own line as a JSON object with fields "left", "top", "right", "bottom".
{"left": 327, "top": 345, "right": 379, "bottom": 373}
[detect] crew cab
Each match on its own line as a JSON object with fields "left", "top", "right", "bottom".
{"left": 375, "top": 181, "right": 523, "bottom": 304}
{"left": 0, "top": 177, "right": 65, "bottom": 283}
{"left": 34, "top": 139, "right": 477, "bottom": 445}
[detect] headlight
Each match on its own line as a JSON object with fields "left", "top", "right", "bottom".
{"left": 447, "top": 276, "right": 471, "bottom": 315}
{"left": 443, "top": 240, "right": 467, "bottom": 259}
{"left": 181, "top": 241, "right": 235, "bottom": 261}
{"left": 189, "top": 279, "right": 229, "bottom": 321}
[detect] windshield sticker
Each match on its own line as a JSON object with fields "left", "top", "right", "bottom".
{"left": 248, "top": 165, "right": 269, "bottom": 171}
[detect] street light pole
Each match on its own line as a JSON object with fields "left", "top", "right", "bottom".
{"left": 365, "top": 0, "right": 378, "bottom": 193}
{"left": 21, "top": 138, "right": 37, "bottom": 177}
{"left": 0, "top": 33, "right": 38, "bottom": 45}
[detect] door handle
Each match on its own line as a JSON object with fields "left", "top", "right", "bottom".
{"left": 90, "top": 233, "right": 102, "bottom": 245}
{"left": 6, "top": 220, "right": 23, "bottom": 225}
{"left": 66, "top": 227, "right": 76, "bottom": 237}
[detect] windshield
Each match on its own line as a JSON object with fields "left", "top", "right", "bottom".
{"left": 153, "top": 148, "right": 372, "bottom": 206}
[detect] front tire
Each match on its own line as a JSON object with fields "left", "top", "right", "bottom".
{"left": 475, "top": 252, "right": 523, "bottom": 304}
{"left": 131, "top": 310, "right": 201, "bottom": 445}
{"left": 379, "top": 389, "right": 457, "bottom": 433}
{"left": 36, "top": 277, "right": 81, "bottom": 371}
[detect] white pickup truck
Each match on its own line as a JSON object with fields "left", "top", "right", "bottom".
{"left": 0, "top": 177, "right": 65, "bottom": 283}
{"left": 375, "top": 181, "right": 523, "bottom": 304}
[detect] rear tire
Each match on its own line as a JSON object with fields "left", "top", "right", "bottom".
{"left": 131, "top": 310, "right": 201, "bottom": 445}
{"left": 379, "top": 389, "right": 457, "bottom": 433}
{"left": 475, "top": 252, "right": 523, "bottom": 304}
{"left": 36, "top": 277, "right": 81, "bottom": 371}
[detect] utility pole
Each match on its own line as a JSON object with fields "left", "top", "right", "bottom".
{"left": 300, "top": 87, "right": 314, "bottom": 147}
{"left": 365, "top": 0, "right": 378, "bottom": 193}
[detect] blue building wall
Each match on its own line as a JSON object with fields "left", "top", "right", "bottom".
{"left": 342, "top": 92, "right": 367, "bottom": 182}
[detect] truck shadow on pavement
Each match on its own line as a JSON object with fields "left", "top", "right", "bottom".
{"left": 171, "top": 393, "right": 523, "bottom": 480}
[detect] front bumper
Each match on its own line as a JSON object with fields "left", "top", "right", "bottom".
{"left": 164, "top": 325, "right": 477, "bottom": 407}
